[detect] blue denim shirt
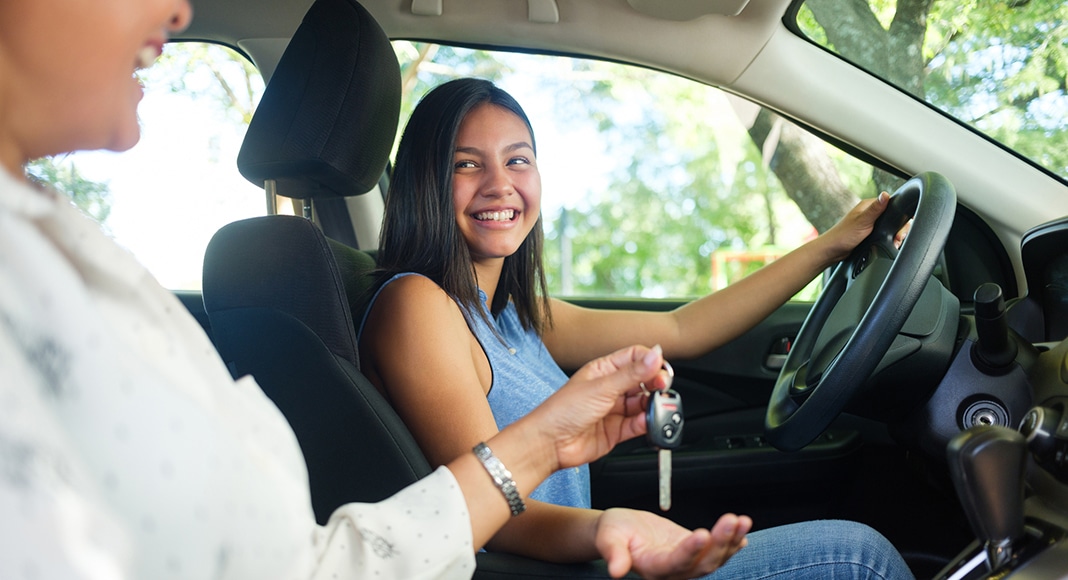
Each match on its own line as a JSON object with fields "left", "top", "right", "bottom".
{"left": 359, "top": 273, "right": 590, "bottom": 508}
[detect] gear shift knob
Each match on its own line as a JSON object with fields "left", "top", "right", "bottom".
{"left": 946, "top": 425, "right": 1027, "bottom": 571}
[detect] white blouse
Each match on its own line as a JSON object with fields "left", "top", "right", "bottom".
{"left": 0, "top": 168, "right": 475, "bottom": 579}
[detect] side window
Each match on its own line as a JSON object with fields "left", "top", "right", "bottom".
{"left": 393, "top": 44, "right": 889, "bottom": 300}
{"left": 26, "top": 42, "right": 267, "bottom": 290}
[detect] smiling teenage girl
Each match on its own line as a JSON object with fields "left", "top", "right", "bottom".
{"left": 360, "top": 77, "right": 916, "bottom": 579}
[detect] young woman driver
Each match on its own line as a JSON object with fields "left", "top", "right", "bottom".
{"left": 359, "top": 78, "right": 916, "bottom": 579}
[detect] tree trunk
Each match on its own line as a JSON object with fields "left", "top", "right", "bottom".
{"left": 746, "top": 109, "right": 857, "bottom": 233}
{"left": 740, "top": 0, "right": 934, "bottom": 229}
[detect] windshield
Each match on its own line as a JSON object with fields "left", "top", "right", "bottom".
{"left": 792, "top": 0, "right": 1068, "bottom": 182}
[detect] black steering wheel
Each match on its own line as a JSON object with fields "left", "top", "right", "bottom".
{"left": 765, "top": 172, "right": 957, "bottom": 451}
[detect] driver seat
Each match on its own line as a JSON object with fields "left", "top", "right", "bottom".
{"left": 202, "top": 0, "right": 633, "bottom": 576}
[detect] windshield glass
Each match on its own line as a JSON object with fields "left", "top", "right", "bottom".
{"left": 792, "top": 0, "right": 1068, "bottom": 182}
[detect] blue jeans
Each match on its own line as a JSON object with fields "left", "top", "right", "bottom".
{"left": 707, "top": 520, "right": 915, "bottom": 579}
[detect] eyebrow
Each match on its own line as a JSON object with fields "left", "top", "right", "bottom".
{"left": 454, "top": 141, "right": 534, "bottom": 155}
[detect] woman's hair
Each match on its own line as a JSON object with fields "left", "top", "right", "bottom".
{"left": 377, "top": 78, "right": 552, "bottom": 334}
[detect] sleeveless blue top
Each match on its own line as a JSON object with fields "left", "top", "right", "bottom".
{"left": 358, "top": 273, "right": 590, "bottom": 509}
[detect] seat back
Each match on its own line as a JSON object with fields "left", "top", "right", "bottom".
{"left": 203, "top": 0, "right": 429, "bottom": 523}
{"left": 204, "top": 216, "right": 430, "bottom": 521}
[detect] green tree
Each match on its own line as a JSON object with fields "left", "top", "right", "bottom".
{"left": 555, "top": 0, "right": 1068, "bottom": 296}
{"left": 802, "top": 0, "right": 1068, "bottom": 179}
{"left": 25, "top": 157, "right": 112, "bottom": 226}
{"left": 541, "top": 66, "right": 782, "bottom": 297}
{"left": 151, "top": 43, "right": 262, "bottom": 126}
{"left": 394, "top": 42, "right": 514, "bottom": 150}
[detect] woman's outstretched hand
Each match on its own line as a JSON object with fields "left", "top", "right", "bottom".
{"left": 523, "top": 344, "right": 671, "bottom": 472}
{"left": 595, "top": 508, "right": 752, "bottom": 579}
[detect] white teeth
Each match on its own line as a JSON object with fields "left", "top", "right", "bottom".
{"left": 135, "top": 46, "right": 157, "bottom": 70}
{"left": 475, "top": 210, "right": 516, "bottom": 222}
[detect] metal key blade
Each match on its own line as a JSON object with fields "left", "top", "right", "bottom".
{"left": 658, "top": 448, "right": 672, "bottom": 511}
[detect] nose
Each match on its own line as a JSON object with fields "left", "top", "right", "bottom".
{"left": 169, "top": 0, "right": 194, "bottom": 34}
{"left": 480, "top": 164, "right": 515, "bottom": 198}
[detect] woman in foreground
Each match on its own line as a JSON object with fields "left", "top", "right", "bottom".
{"left": 0, "top": 1, "right": 742, "bottom": 578}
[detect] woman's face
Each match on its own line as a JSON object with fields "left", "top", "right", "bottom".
{"left": 0, "top": 0, "right": 192, "bottom": 174}
{"left": 451, "top": 103, "right": 542, "bottom": 269}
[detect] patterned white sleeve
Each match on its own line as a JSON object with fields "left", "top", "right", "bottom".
{"left": 1, "top": 172, "right": 478, "bottom": 580}
{"left": 311, "top": 467, "right": 476, "bottom": 580}
{"left": 0, "top": 202, "right": 132, "bottom": 579}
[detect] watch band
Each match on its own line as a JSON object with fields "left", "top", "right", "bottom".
{"left": 472, "top": 442, "right": 526, "bottom": 517}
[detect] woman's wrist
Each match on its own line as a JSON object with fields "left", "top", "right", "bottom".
{"left": 472, "top": 442, "right": 526, "bottom": 516}
{"left": 486, "top": 415, "right": 558, "bottom": 498}
{"left": 805, "top": 228, "right": 849, "bottom": 270}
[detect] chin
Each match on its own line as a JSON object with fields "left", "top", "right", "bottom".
{"left": 107, "top": 126, "right": 143, "bottom": 153}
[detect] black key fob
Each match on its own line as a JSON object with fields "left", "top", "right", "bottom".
{"left": 646, "top": 389, "right": 683, "bottom": 449}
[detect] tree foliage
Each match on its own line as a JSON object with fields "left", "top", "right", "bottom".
{"left": 802, "top": 0, "right": 1068, "bottom": 178}
{"left": 539, "top": 0, "right": 1068, "bottom": 297}
{"left": 150, "top": 43, "right": 263, "bottom": 126}
{"left": 25, "top": 157, "right": 112, "bottom": 226}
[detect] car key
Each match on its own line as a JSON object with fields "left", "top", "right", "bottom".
{"left": 645, "top": 362, "right": 683, "bottom": 511}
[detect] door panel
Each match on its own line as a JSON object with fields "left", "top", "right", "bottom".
{"left": 563, "top": 298, "right": 811, "bottom": 418}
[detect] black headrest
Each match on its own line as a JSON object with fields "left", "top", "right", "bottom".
{"left": 237, "top": 0, "right": 400, "bottom": 199}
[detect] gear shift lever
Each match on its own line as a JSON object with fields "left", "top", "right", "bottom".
{"left": 946, "top": 425, "right": 1027, "bottom": 571}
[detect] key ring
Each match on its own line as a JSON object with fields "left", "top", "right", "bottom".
{"left": 639, "top": 360, "right": 674, "bottom": 395}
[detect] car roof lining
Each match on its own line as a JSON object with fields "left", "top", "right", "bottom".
{"left": 181, "top": 0, "right": 788, "bottom": 88}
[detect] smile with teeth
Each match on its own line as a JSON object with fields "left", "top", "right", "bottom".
{"left": 474, "top": 209, "right": 517, "bottom": 222}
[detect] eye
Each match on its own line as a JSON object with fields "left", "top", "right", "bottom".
{"left": 507, "top": 156, "right": 531, "bottom": 166}
{"left": 454, "top": 159, "right": 477, "bottom": 170}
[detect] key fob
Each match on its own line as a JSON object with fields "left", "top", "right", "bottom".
{"left": 647, "top": 389, "right": 684, "bottom": 449}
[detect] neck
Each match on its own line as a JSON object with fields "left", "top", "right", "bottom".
{"left": 0, "top": 135, "right": 26, "bottom": 179}
{"left": 0, "top": 79, "right": 30, "bottom": 179}
{"left": 473, "top": 259, "right": 504, "bottom": 308}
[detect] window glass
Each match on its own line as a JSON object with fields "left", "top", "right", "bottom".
{"left": 26, "top": 42, "right": 266, "bottom": 290}
{"left": 793, "top": 1, "right": 1068, "bottom": 182}
{"left": 394, "top": 43, "right": 885, "bottom": 299}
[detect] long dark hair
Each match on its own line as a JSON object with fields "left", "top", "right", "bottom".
{"left": 376, "top": 78, "right": 552, "bottom": 334}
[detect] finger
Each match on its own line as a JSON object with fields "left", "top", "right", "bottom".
{"left": 733, "top": 515, "right": 753, "bottom": 549}
{"left": 575, "top": 343, "right": 664, "bottom": 388}
{"left": 600, "top": 535, "right": 634, "bottom": 578}
{"left": 862, "top": 191, "right": 890, "bottom": 219}
{"left": 659, "top": 527, "right": 730, "bottom": 579}
{"left": 693, "top": 514, "right": 747, "bottom": 569}
{"left": 675, "top": 528, "right": 715, "bottom": 568}
{"left": 716, "top": 514, "right": 748, "bottom": 553}
{"left": 894, "top": 219, "right": 912, "bottom": 247}
{"left": 645, "top": 363, "right": 674, "bottom": 392}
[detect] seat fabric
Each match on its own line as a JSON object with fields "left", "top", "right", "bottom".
{"left": 204, "top": 215, "right": 432, "bottom": 519}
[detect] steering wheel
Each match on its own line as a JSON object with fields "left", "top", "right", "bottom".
{"left": 765, "top": 172, "right": 957, "bottom": 452}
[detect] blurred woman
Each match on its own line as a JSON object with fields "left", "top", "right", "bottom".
{"left": 0, "top": 2, "right": 732, "bottom": 578}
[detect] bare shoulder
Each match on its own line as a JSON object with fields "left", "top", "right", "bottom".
{"left": 359, "top": 274, "right": 500, "bottom": 462}
{"left": 362, "top": 274, "right": 472, "bottom": 359}
{"left": 372, "top": 274, "right": 460, "bottom": 324}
